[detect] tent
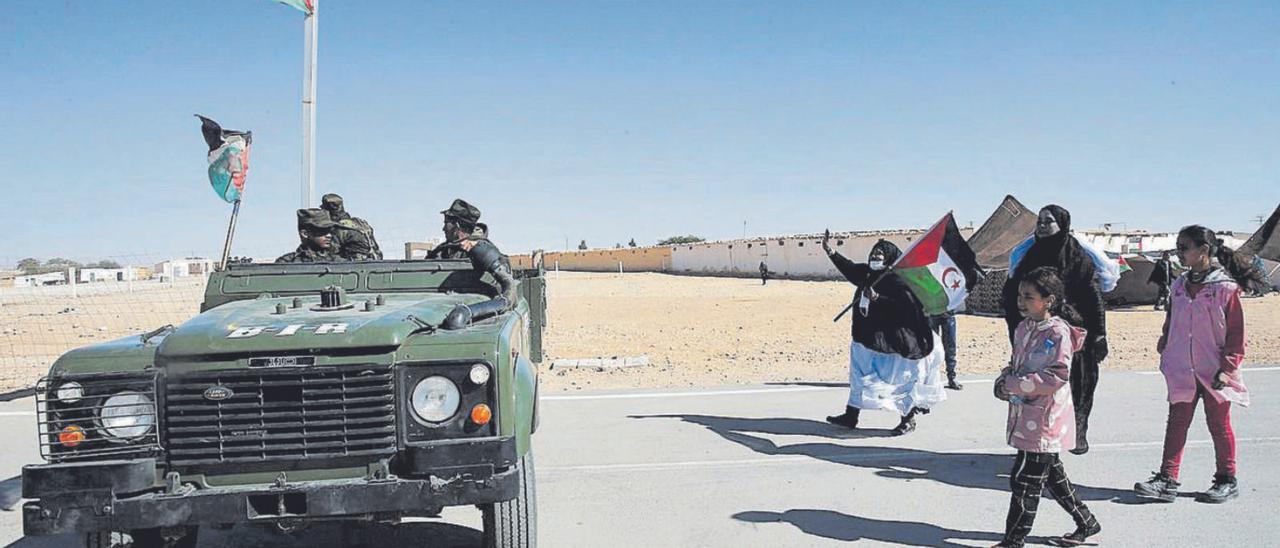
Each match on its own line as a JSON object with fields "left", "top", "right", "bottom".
{"left": 1242, "top": 204, "right": 1280, "bottom": 262}
{"left": 967, "top": 195, "right": 1038, "bottom": 269}
{"left": 1105, "top": 254, "right": 1170, "bottom": 306}
{"left": 964, "top": 195, "right": 1037, "bottom": 316}
{"left": 1240, "top": 203, "right": 1280, "bottom": 293}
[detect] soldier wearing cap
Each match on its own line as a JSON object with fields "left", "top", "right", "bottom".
{"left": 427, "top": 199, "right": 484, "bottom": 259}
{"left": 319, "top": 193, "right": 382, "bottom": 260}
{"left": 276, "top": 209, "right": 343, "bottom": 263}
{"left": 427, "top": 199, "right": 519, "bottom": 313}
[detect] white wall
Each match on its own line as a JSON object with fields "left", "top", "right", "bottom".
{"left": 1079, "top": 231, "right": 1249, "bottom": 255}
{"left": 670, "top": 229, "right": 974, "bottom": 279}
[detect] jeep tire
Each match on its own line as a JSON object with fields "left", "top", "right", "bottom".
{"left": 481, "top": 452, "right": 537, "bottom": 548}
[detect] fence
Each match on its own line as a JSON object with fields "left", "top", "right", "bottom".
{"left": 1, "top": 253, "right": 211, "bottom": 393}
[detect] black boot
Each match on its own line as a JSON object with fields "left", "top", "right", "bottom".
{"left": 1048, "top": 520, "right": 1101, "bottom": 546}
{"left": 891, "top": 409, "right": 918, "bottom": 436}
{"left": 1069, "top": 413, "right": 1090, "bottom": 455}
{"left": 825, "top": 406, "right": 860, "bottom": 429}
{"left": 946, "top": 375, "right": 963, "bottom": 390}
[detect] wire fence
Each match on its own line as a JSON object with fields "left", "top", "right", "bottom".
{"left": 1, "top": 253, "right": 211, "bottom": 393}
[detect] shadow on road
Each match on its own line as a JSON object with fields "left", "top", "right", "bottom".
{"left": 735, "top": 509, "right": 1016, "bottom": 547}
{"left": 635, "top": 413, "right": 1146, "bottom": 504}
{"left": 1, "top": 475, "right": 21, "bottom": 512}
{"left": 3, "top": 520, "right": 481, "bottom": 548}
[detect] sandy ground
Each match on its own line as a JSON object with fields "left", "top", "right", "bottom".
{"left": 538, "top": 272, "right": 1280, "bottom": 392}
{"left": 3, "top": 272, "right": 1278, "bottom": 394}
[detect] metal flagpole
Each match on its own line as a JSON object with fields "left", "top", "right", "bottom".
{"left": 220, "top": 199, "right": 243, "bottom": 270}
{"left": 301, "top": 0, "right": 318, "bottom": 208}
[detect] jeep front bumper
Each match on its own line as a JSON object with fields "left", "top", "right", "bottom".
{"left": 23, "top": 437, "right": 518, "bottom": 536}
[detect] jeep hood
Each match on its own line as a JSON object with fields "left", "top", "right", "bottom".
{"left": 156, "top": 293, "right": 492, "bottom": 360}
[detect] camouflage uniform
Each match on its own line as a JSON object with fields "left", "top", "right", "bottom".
{"left": 275, "top": 245, "right": 341, "bottom": 263}
{"left": 276, "top": 209, "right": 343, "bottom": 263}
{"left": 321, "top": 193, "right": 383, "bottom": 260}
{"left": 427, "top": 199, "right": 519, "bottom": 310}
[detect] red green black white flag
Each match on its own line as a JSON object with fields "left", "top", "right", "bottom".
{"left": 890, "top": 212, "right": 984, "bottom": 316}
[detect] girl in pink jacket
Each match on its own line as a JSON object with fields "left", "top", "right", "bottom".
{"left": 1135, "top": 225, "right": 1249, "bottom": 504}
{"left": 992, "top": 267, "right": 1100, "bottom": 548}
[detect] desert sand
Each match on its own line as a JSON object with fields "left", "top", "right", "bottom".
{"left": 3, "top": 272, "right": 1278, "bottom": 394}
{"left": 538, "top": 272, "right": 1280, "bottom": 392}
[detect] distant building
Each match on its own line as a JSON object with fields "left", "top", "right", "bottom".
{"left": 1079, "top": 230, "right": 1249, "bottom": 256}
{"left": 153, "top": 258, "right": 215, "bottom": 281}
{"left": 11, "top": 272, "right": 68, "bottom": 287}
{"left": 75, "top": 266, "right": 152, "bottom": 283}
{"left": 404, "top": 240, "right": 442, "bottom": 260}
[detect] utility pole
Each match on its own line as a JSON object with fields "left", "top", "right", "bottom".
{"left": 300, "top": 0, "right": 319, "bottom": 207}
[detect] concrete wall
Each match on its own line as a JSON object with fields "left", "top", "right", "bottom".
{"left": 668, "top": 229, "right": 975, "bottom": 280}
{"left": 511, "top": 247, "right": 673, "bottom": 272}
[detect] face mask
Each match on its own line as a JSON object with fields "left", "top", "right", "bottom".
{"left": 869, "top": 260, "right": 885, "bottom": 271}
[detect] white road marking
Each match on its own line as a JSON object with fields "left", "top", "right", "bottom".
{"left": 543, "top": 386, "right": 839, "bottom": 401}
{"left": 1137, "top": 365, "right": 1280, "bottom": 376}
{"left": 540, "top": 437, "right": 1280, "bottom": 474}
{"left": 549, "top": 367, "right": 1280, "bottom": 399}
{"left": 0, "top": 411, "right": 34, "bottom": 417}
{"left": 547, "top": 378, "right": 999, "bottom": 400}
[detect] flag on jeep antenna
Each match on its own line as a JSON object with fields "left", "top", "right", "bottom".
{"left": 196, "top": 115, "right": 252, "bottom": 203}
{"left": 274, "top": 0, "right": 314, "bottom": 15}
{"left": 889, "top": 212, "right": 984, "bottom": 316}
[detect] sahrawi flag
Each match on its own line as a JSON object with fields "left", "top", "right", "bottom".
{"left": 274, "top": 0, "right": 314, "bottom": 14}
{"left": 889, "top": 212, "right": 985, "bottom": 316}
{"left": 196, "top": 115, "right": 251, "bottom": 203}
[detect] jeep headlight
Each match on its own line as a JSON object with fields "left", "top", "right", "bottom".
{"left": 100, "top": 391, "right": 155, "bottom": 440}
{"left": 411, "top": 376, "right": 461, "bottom": 423}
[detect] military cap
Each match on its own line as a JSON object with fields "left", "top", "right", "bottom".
{"left": 440, "top": 199, "right": 481, "bottom": 225}
{"left": 320, "top": 193, "right": 343, "bottom": 209}
{"left": 297, "top": 208, "right": 337, "bottom": 231}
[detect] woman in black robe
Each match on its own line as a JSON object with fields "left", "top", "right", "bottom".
{"left": 1000, "top": 205, "right": 1107, "bottom": 454}
{"left": 823, "top": 232, "right": 946, "bottom": 436}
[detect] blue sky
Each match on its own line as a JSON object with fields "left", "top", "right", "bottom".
{"left": 2, "top": 1, "right": 1277, "bottom": 264}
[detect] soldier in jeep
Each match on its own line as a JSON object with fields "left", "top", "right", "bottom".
{"left": 320, "top": 192, "right": 382, "bottom": 260}
{"left": 428, "top": 199, "right": 519, "bottom": 324}
{"left": 276, "top": 208, "right": 343, "bottom": 263}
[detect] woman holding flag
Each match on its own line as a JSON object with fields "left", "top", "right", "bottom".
{"left": 822, "top": 214, "right": 983, "bottom": 435}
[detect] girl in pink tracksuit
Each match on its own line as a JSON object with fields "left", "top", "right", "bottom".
{"left": 992, "top": 266, "right": 1100, "bottom": 548}
{"left": 1135, "top": 225, "right": 1249, "bottom": 504}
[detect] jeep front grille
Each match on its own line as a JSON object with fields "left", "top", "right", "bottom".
{"left": 163, "top": 365, "right": 396, "bottom": 467}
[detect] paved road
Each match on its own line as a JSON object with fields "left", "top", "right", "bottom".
{"left": 3, "top": 368, "right": 1278, "bottom": 547}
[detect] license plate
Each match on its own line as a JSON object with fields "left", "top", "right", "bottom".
{"left": 248, "top": 356, "right": 316, "bottom": 368}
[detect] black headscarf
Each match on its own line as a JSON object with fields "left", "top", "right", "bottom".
{"left": 1001, "top": 204, "right": 1105, "bottom": 344}
{"left": 1016, "top": 205, "right": 1093, "bottom": 286}
{"left": 870, "top": 239, "right": 903, "bottom": 265}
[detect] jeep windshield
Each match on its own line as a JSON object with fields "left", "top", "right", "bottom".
{"left": 202, "top": 259, "right": 500, "bottom": 311}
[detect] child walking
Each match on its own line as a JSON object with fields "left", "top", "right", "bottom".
{"left": 1134, "top": 225, "right": 1249, "bottom": 503}
{"left": 993, "top": 266, "right": 1101, "bottom": 548}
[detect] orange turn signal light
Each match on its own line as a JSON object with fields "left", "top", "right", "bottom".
{"left": 59, "top": 425, "right": 86, "bottom": 447}
{"left": 470, "top": 404, "right": 492, "bottom": 425}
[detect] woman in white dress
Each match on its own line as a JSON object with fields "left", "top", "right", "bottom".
{"left": 822, "top": 231, "right": 947, "bottom": 435}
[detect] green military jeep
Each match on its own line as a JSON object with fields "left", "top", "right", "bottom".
{"left": 21, "top": 256, "right": 546, "bottom": 547}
